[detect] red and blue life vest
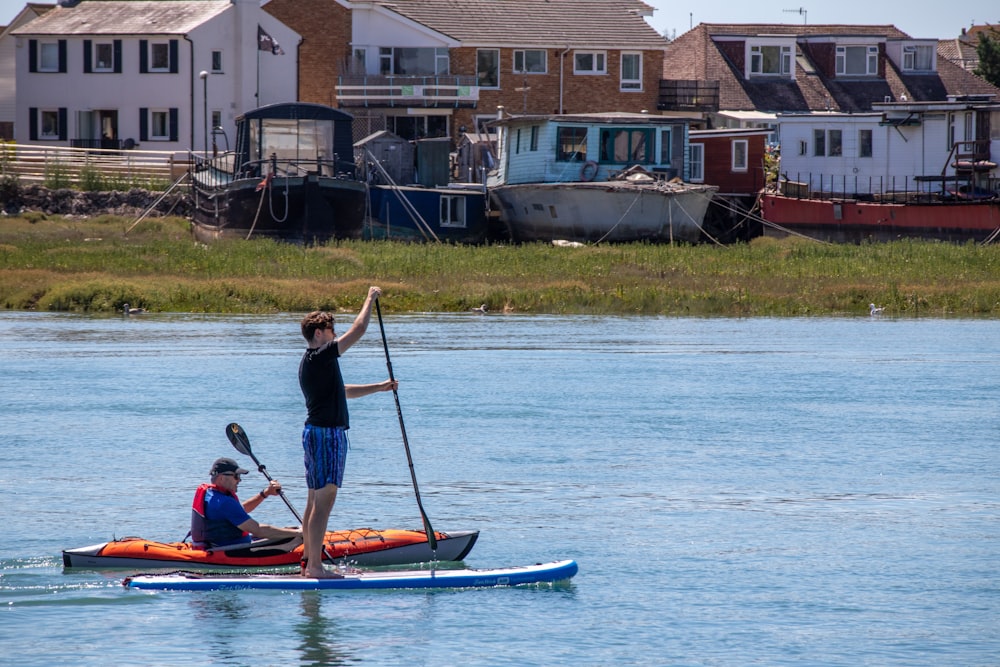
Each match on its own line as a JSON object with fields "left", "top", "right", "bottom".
{"left": 190, "top": 483, "right": 249, "bottom": 547}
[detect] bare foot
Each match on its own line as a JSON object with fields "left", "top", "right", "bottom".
{"left": 302, "top": 567, "right": 344, "bottom": 579}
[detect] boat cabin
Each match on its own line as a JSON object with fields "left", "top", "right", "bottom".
{"left": 487, "top": 112, "right": 698, "bottom": 186}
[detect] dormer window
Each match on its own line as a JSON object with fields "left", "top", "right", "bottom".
{"left": 836, "top": 45, "right": 878, "bottom": 76}
{"left": 750, "top": 44, "right": 792, "bottom": 76}
{"left": 902, "top": 44, "right": 934, "bottom": 71}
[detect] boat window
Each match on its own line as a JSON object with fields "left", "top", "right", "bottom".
{"left": 599, "top": 128, "right": 652, "bottom": 164}
{"left": 859, "top": 129, "right": 873, "bottom": 158}
{"left": 556, "top": 127, "right": 587, "bottom": 162}
{"left": 251, "top": 119, "right": 335, "bottom": 174}
{"left": 440, "top": 195, "right": 467, "bottom": 228}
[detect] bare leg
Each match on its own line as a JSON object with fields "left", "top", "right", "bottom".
{"left": 302, "top": 483, "right": 341, "bottom": 578}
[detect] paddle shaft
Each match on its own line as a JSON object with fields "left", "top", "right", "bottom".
{"left": 246, "top": 452, "right": 303, "bottom": 525}
{"left": 374, "top": 299, "right": 438, "bottom": 551}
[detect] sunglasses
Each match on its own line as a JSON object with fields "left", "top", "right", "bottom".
{"left": 218, "top": 472, "right": 242, "bottom": 480}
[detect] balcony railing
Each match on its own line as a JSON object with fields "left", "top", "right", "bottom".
{"left": 657, "top": 79, "right": 720, "bottom": 112}
{"left": 336, "top": 74, "right": 479, "bottom": 109}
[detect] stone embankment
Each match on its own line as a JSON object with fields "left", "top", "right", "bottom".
{"left": 0, "top": 184, "right": 190, "bottom": 218}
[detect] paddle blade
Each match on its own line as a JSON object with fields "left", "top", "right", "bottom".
{"left": 225, "top": 422, "right": 253, "bottom": 456}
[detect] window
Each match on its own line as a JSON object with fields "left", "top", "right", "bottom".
{"left": 40, "top": 110, "right": 60, "bottom": 139}
{"left": 620, "top": 52, "right": 642, "bottom": 91}
{"left": 689, "top": 143, "right": 704, "bottom": 182}
{"left": 94, "top": 42, "right": 114, "bottom": 71}
{"left": 477, "top": 49, "right": 499, "bottom": 88}
{"left": 514, "top": 49, "right": 546, "bottom": 74}
{"left": 836, "top": 45, "right": 878, "bottom": 76}
{"left": 530, "top": 126, "right": 539, "bottom": 151}
{"left": 750, "top": 44, "right": 792, "bottom": 75}
{"left": 573, "top": 51, "right": 606, "bottom": 74}
{"left": 859, "top": 129, "right": 873, "bottom": 158}
{"left": 798, "top": 140, "right": 808, "bottom": 155}
{"left": 732, "top": 139, "right": 748, "bottom": 171}
{"left": 378, "top": 47, "right": 449, "bottom": 76}
{"left": 150, "top": 111, "right": 170, "bottom": 140}
{"left": 352, "top": 48, "right": 366, "bottom": 74}
{"left": 556, "top": 126, "right": 588, "bottom": 161}
{"left": 211, "top": 110, "right": 222, "bottom": 132}
{"left": 814, "top": 129, "right": 826, "bottom": 156}
{"left": 515, "top": 128, "right": 522, "bottom": 154}
{"left": 211, "top": 50, "right": 223, "bottom": 73}
{"left": 828, "top": 129, "right": 842, "bottom": 156}
{"left": 140, "top": 40, "right": 178, "bottom": 73}
{"left": 599, "top": 128, "right": 653, "bottom": 164}
{"left": 151, "top": 43, "right": 170, "bottom": 71}
{"left": 659, "top": 128, "right": 672, "bottom": 164}
{"left": 440, "top": 195, "right": 467, "bottom": 228}
{"left": 38, "top": 41, "right": 61, "bottom": 72}
{"left": 902, "top": 45, "right": 933, "bottom": 71}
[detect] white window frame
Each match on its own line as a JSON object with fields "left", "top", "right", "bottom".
{"left": 620, "top": 52, "right": 642, "bottom": 91}
{"left": 439, "top": 195, "right": 467, "bottom": 228}
{"left": 835, "top": 45, "right": 879, "bottom": 76}
{"left": 435, "top": 48, "right": 450, "bottom": 76}
{"left": 901, "top": 45, "right": 934, "bottom": 71}
{"left": 858, "top": 129, "right": 873, "bottom": 158}
{"left": 38, "top": 41, "right": 60, "bottom": 72}
{"left": 749, "top": 44, "right": 792, "bottom": 76}
{"left": 93, "top": 41, "right": 114, "bottom": 72}
{"left": 731, "top": 139, "right": 748, "bottom": 172}
{"left": 688, "top": 143, "right": 704, "bottom": 182}
{"left": 39, "top": 109, "right": 60, "bottom": 139}
{"left": 149, "top": 42, "right": 170, "bottom": 72}
{"left": 514, "top": 49, "right": 547, "bottom": 74}
{"left": 149, "top": 110, "right": 170, "bottom": 140}
{"left": 574, "top": 51, "right": 606, "bottom": 75}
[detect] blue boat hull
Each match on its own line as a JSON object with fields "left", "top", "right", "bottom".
{"left": 366, "top": 184, "right": 490, "bottom": 243}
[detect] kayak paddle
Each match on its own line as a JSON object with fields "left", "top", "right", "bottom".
{"left": 374, "top": 298, "right": 438, "bottom": 551}
{"left": 225, "top": 422, "right": 337, "bottom": 565}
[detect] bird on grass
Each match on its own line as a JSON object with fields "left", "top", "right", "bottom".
{"left": 123, "top": 303, "right": 146, "bottom": 315}
{"left": 470, "top": 304, "right": 488, "bottom": 314}
{"left": 869, "top": 303, "right": 885, "bottom": 316}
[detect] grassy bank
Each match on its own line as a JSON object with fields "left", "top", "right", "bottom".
{"left": 1, "top": 213, "right": 998, "bottom": 317}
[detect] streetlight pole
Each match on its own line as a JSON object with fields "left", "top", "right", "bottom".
{"left": 199, "top": 70, "right": 208, "bottom": 156}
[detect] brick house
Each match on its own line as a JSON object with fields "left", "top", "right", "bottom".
{"left": 659, "top": 23, "right": 1000, "bottom": 138}
{"left": 263, "top": 0, "right": 668, "bottom": 144}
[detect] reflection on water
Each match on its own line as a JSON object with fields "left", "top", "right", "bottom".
{"left": 296, "top": 592, "right": 355, "bottom": 666}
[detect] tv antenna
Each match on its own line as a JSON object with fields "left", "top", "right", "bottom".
{"left": 783, "top": 7, "right": 807, "bottom": 24}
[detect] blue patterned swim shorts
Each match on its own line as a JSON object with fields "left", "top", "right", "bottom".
{"left": 302, "top": 424, "right": 349, "bottom": 490}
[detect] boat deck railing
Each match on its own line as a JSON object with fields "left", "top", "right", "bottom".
{"left": 776, "top": 171, "right": 999, "bottom": 203}
{"left": 190, "top": 152, "right": 359, "bottom": 188}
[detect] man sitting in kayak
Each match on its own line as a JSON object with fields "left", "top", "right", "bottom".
{"left": 191, "top": 457, "right": 301, "bottom": 548}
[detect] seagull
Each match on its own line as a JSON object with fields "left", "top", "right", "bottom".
{"left": 470, "top": 303, "right": 488, "bottom": 314}
{"left": 123, "top": 303, "right": 146, "bottom": 315}
{"left": 869, "top": 303, "right": 885, "bottom": 316}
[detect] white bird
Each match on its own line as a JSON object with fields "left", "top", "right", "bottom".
{"left": 470, "top": 303, "right": 488, "bottom": 314}
{"left": 869, "top": 303, "right": 885, "bottom": 316}
{"left": 123, "top": 303, "right": 146, "bottom": 315}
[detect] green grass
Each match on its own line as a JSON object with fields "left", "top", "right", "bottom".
{"left": 1, "top": 214, "right": 998, "bottom": 316}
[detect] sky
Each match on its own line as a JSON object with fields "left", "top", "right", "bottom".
{"left": 642, "top": 0, "right": 999, "bottom": 41}
{"left": 0, "top": 0, "right": 997, "bottom": 40}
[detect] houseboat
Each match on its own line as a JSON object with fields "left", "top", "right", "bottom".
{"left": 486, "top": 112, "right": 717, "bottom": 244}
{"left": 189, "top": 103, "right": 366, "bottom": 243}
{"left": 356, "top": 131, "right": 490, "bottom": 243}
{"left": 761, "top": 97, "right": 1000, "bottom": 243}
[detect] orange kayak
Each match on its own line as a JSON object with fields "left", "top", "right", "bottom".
{"left": 63, "top": 527, "right": 478, "bottom": 569}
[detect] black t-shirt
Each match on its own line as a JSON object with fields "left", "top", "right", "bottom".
{"left": 298, "top": 340, "right": 349, "bottom": 428}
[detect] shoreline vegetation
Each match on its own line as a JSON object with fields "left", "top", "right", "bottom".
{"left": 0, "top": 213, "right": 998, "bottom": 317}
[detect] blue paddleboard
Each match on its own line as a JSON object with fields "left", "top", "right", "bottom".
{"left": 124, "top": 559, "right": 578, "bottom": 591}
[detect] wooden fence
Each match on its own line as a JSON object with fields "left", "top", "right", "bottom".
{"left": 0, "top": 142, "right": 189, "bottom": 188}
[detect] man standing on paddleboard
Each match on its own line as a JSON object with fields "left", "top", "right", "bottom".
{"left": 298, "top": 286, "right": 397, "bottom": 578}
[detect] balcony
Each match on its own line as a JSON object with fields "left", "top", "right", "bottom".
{"left": 657, "top": 80, "right": 720, "bottom": 112}
{"left": 336, "top": 75, "right": 479, "bottom": 109}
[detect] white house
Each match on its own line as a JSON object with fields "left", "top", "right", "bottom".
{"left": 11, "top": 0, "right": 299, "bottom": 154}
{"left": 776, "top": 96, "right": 1000, "bottom": 195}
{"left": 0, "top": 3, "right": 54, "bottom": 139}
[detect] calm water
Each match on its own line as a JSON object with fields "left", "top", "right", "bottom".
{"left": 1, "top": 311, "right": 997, "bottom": 666}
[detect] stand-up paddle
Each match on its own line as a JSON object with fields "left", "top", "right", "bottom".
{"left": 374, "top": 299, "right": 437, "bottom": 551}
{"left": 225, "top": 422, "right": 339, "bottom": 564}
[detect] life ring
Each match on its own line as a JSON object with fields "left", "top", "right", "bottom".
{"left": 580, "top": 160, "right": 599, "bottom": 182}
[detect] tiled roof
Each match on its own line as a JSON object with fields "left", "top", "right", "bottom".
{"left": 12, "top": 0, "right": 230, "bottom": 36}
{"left": 665, "top": 23, "right": 1000, "bottom": 113}
{"left": 373, "top": 0, "right": 667, "bottom": 49}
